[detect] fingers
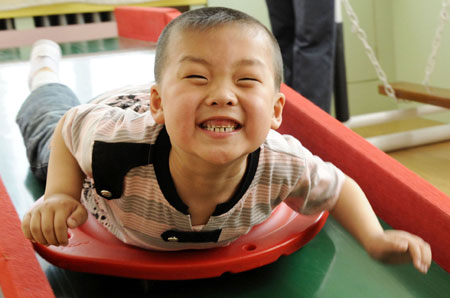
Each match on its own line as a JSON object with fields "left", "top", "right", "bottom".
{"left": 23, "top": 209, "right": 64, "bottom": 246}
{"left": 21, "top": 198, "right": 86, "bottom": 246}
{"left": 390, "top": 230, "right": 432, "bottom": 274}
{"left": 21, "top": 211, "right": 42, "bottom": 244}
{"left": 54, "top": 209, "right": 70, "bottom": 245}
{"left": 407, "top": 240, "right": 424, "bottom": 272}
{"left": 421, "top": 242, "right": 432, "bottom": 272}
{"left": 28, "top": 210, "right": 49, "bottom": 245}
{"left": 370, "top": 230, "right": 432, "bottom": 274}
{"left": 67, "top": 204, "right": 88, "bottom": 229}
{"left": 410, "top": 240, "right": 432, "bottom": 274}
{"left": 41, "top": 208, "right": 60, "bottom": 245}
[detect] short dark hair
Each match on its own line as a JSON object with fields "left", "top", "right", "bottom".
{"left": 154, "top": 6, "right": 283, "bottom": 89}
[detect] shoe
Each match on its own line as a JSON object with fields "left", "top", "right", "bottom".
{"left": 28, "top": 39, "right": 62, "bottom": 89}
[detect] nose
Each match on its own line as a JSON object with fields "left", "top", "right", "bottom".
{"left": 205, "top": 83, "right": 238, "bottom": 106}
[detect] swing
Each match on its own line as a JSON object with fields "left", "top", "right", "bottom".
{"left": 378, "top": 82, "right": 450, "bottom": 109}
{"left": 341, "top": 0, "right": 450, "bottom": 107}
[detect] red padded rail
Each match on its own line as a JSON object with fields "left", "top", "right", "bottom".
{"left": 0, "top": 178, "right": 54, "bottom": 298}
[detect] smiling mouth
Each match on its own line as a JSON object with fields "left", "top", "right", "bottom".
{"left": 200, "top": 120, "right": 242, "bottom": 133}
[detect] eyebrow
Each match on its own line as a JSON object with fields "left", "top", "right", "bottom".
{"left": 178, "top": 55, "right": 211, "bottom": 66}
{"left": 233, "top": 58, "right": 265, "bottom": 68}
{"left": 178, "top": 56, "right": 265, "bottom": 68}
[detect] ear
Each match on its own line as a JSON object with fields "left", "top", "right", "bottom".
{"left": 271, "top": 92, "right": 285, "bottom": 129}
{"left": 150, "top": 84, "right": 165, "bottom": 124}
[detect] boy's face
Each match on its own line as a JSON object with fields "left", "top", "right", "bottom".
{"left": 150, "top": 23, "right": 285, "bottom": 166}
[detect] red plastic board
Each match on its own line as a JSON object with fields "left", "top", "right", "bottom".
{"left": 0, "top": 178, "right": 54, "bottom": 298}
{"left": 34, "top": 202, "right": 328, "bottom": 280}
{"left": 115, "top": 6, "right": 181, "bottom": 42}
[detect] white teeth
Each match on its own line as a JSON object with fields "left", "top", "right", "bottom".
{"left": 203, "top": 124, "right": 237, "bottom": 132}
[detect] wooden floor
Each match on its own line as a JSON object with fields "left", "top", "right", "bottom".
{"left": 353, "top": 117, "right": 450, "bottom": 196}
{"left": 390, "top": 141, "right": 450, "bottom": 196}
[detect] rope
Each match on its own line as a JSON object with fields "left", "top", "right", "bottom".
{"left": 423, "top": 0, "right": 450, "bottom": 87}
{"left": 340, "top": 0, "right": 397, "bottom": 100}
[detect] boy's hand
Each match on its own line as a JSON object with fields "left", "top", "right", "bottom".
{"left": 22, "top": 194, "right": 88, "bottom": 246}
{"left": 365, "top": 230, "right": 432, "bottom": 274}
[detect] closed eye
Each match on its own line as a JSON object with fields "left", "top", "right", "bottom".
{"left": 186, "top": 75, "right": 207, "bottom": 79}
{"left": 237, "top": 78, "right": 261, "bottom": 86}
{"left": 239, "top": 78, "right": 259, "bottom": 81}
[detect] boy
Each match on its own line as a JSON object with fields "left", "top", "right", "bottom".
{"left": 19, "top": 7, "right": 431, "bottom": 274}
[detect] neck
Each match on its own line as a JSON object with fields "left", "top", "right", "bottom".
{"left": 169, "top": 149, "right": 248, "bottom": 205}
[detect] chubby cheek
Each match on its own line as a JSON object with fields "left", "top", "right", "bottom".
{"left": 247, "top": 121, "right": 271, "bottom": 146}
{"left": 244, "top": 104, "right": 274, "bottom": 143}
{"left": 161, "top": 89, "right": 195, "bottom": 119}
{"left": 163, "top": 104, "right": 197, "bottom": 141}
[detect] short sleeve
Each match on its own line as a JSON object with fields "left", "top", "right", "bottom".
{"left": 61, "top": 104, "right": 106, "bottom": 177}
{"left": 270, "top": 133, "right": 346, "bottom": 215}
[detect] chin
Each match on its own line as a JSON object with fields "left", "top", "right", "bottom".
{"left": 201, "top": 150, "right": 250, "bottom": 167}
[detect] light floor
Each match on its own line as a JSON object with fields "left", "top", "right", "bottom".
{"left": 354, "top": 118, "right": 450, "bottom": 196}
{"left": 0, "top": 37, "right": 449, "bottom": 297}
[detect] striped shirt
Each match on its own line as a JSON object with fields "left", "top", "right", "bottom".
{"left": 61, "top": 85, "right": 346, "bottom": 251}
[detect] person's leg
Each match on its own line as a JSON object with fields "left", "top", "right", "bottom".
{"left": 292, "top": 0, "right": 336, "bottom": 113}
{"left": 265, "top": 0, "right": 295, "bottom": 86}
{"left": 16, "top": 40, "right": 80, "bottom": 180}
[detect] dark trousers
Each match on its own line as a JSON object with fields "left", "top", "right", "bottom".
{"left": 16, "top": 83, "right": 80, "bottom": 180}
{"left": 266, "top": 0, "right": 336, "bottom": 113}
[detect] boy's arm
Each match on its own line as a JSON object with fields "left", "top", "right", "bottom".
{"left": 44, "top": 114, "right": 84, "bottom": 202}
{"left": 330, "top": 177, "right": 432, "bottom": 274}
{"left": 22, "top": 115, "right": 88, "bottom": 246}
